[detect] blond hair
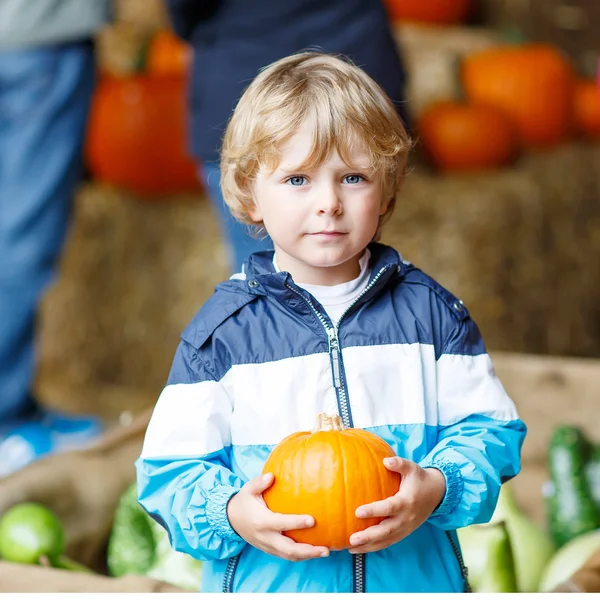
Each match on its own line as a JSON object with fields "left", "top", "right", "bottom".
{"left": 220, "top": 51, "right": 411, "bottom": 239}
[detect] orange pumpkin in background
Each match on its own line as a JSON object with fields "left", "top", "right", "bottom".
{"left": 418, "top": 101, "right": 518, "bottom": 172}
{"left": 262, "top": 413, "right": 401, "bottom": 550}
{"left": 384, "top": 0, "right": 472, "bottom": 25}
{"left": 573, "top": 79, "right": 600, "bottom": 139}
{"left": 461, "top": 44, "right": 575, "bottom": 149}
{"left": 86, "top": 74, "right": 200, "bottom": 198}
{"left": 146, "top": 29, "right": 191, "bottom": 76}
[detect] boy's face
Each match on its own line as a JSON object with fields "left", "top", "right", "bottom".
{"left": 250, "top": 121, "right": 389, "bottom": 286}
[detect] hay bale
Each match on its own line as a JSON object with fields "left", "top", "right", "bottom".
{"left": 36, "top": 143, "right": 600, "bottom": 417}
{"left": 36, "top": 187, "right": 229, "bottom": 416}
{"left": 388, "top": 143, "right": 600, "bottom": 356}
{"left": 479, "top": 0, "right": 600, "bottom": 75}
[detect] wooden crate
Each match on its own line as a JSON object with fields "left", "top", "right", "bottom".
{"left": 492, "top": 350, "right": 600, "bottom": 524}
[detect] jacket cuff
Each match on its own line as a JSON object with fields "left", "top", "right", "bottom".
{"left": 420, "top": 459, "right": 463, "bottom": 517}
{"left": 205, "top": 484, "right": 245, "bottom": 542}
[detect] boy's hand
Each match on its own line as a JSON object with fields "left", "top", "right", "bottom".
{"left": 227, "top": 472, "right": 330, "bottom": 562}
{"left": 348, "top": 457, "right": 446, "bottom": 554}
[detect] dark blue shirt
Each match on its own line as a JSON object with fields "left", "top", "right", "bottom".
{"left": 165, "top": 0, "right": 409, "bottom": 163}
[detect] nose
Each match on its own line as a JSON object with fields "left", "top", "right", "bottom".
{"left": 316, "top": 182, "right": 343, "bottom": 216}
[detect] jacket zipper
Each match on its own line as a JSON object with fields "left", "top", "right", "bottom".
{"left": 327, "top": 328, "right": 351, "bottom": 426}
{"left": 223, "top": 554, "right": 239, "bottom": 593}
{"left": 353, "top": 549, "right": 365, "bottom": 593}
{"left": 446, "top": 531, "right": 472, "bottom": 592}
{"left": 286, "top": 266, "right": 388, "bottom": 427}
{"left": 285, "top": 266, "right": 389, "bottom": 593}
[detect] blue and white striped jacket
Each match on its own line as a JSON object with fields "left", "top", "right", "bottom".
{"left": 136, "top": 242, "right": 526, "bottom": 593}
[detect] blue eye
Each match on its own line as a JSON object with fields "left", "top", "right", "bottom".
{"left": 344, "top": 174, "right": 364, "bottom": 184}
{"left": 286, "top": 176, "right": 306, "bottom": 186}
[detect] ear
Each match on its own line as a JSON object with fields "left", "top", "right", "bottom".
{"left": 379, "top": 195, "right": 392, "bottom": 216}
{"left": 247, "top": 199, "right": 263, "bottom": 223}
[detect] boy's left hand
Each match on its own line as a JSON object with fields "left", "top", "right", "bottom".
{"left": 349, "top": 457, "right": 446, "bottom": 554}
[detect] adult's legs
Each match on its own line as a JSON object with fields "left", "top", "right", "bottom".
{"left": 199, "top": 162, "right": 273, "bottom": 273}
{"left": 0, "top": 40, "right": 101, "bottom": 473}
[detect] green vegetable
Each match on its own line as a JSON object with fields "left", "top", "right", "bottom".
{"left": 538, "top": 528, "right": 600, "bottom": 592}
{"left": 546, "top": 426, "right": 600, "bottom": 546}
{"left": 457, "top": 520, "right": 518, "bottom": 592}
{"left": 145, "top": 520, "right": 203, "bottom": 591}
{"left": 108, "top": 483, "right": 202, "bottom": 591}
{"left": 0, "top": 503, "right": 64, "bottom": 565}
{"left": 0, "top": 503, "right": 89, "bottom": 572}
{"left": 107, "top": 483, "right": 156, "bottom": 576}
{"left": 584, "top": 445, "right": 600, "bottom": 510}
{"left": 489, "top": 484, "right": 555, "bottom": 591}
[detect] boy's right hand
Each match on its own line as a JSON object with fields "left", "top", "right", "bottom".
{"left": 227, "top": 472, "right": 330, "bottom": 562}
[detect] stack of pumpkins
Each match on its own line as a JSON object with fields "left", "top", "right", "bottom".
{"left": 87, "top": 0, "right": 600, "bottom": 196}
{"left": 385, "top": 0, "right": 600, "bottom": 173}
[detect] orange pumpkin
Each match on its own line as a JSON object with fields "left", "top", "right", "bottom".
{"left": 86, "top": 74, "right": 200, "bottom": 198}
{"left": 146, "top": 30, "right": 191, "bottom": 76}
{"left": 384, "top": 0, "right": 472, "bottom": 24}
{"left": 418, "top": 101, "right": 518, "bottom": 172}
{"left": 262, "top": 413, "right": 400, "bottom": 550}
{"left": 573, "top": 79, "right": 600, "bottom": 139}
{"left": 461, "top": 44, "right": 575, "bottom": 149}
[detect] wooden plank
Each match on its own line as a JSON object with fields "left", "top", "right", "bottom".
{"left": 0, "top": 561, "right": 188, "bottom": 593}
{"left": 490, "top": 350, "right": 600, "bottom": 463}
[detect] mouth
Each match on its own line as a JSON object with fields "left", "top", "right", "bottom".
{"left": 310, "top": 231, "right": 347, "bottom": 236}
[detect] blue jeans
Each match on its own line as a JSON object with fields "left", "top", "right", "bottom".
{"left": 199, "top": 163, "right": 273, "bottom": 273}
{"left": 0, "top": 41, "right": 95, "bottom": 424}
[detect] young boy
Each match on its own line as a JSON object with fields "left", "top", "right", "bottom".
{"left": 136, "top": 52, "right": 527, "bottom": 593}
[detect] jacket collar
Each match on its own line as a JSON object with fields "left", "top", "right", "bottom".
{"left": 239, "top": 242, "right": 404, "bottom": 302}
{"left": 244, "top": 242, "right": 401, "bottom": 279}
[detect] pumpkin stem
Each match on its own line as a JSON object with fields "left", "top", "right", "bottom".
{"left": 132, "top": 34, "right": 153, "bottom": 74}
{"left": 312, "top": 413, "right": 345, "bottom": 433}
{"left": 38, "top": 555, "right": 51, "bottom": 568}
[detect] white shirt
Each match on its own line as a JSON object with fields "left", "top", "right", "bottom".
{"left": 273, "top": 249, "right": 372, "bottom": 325}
